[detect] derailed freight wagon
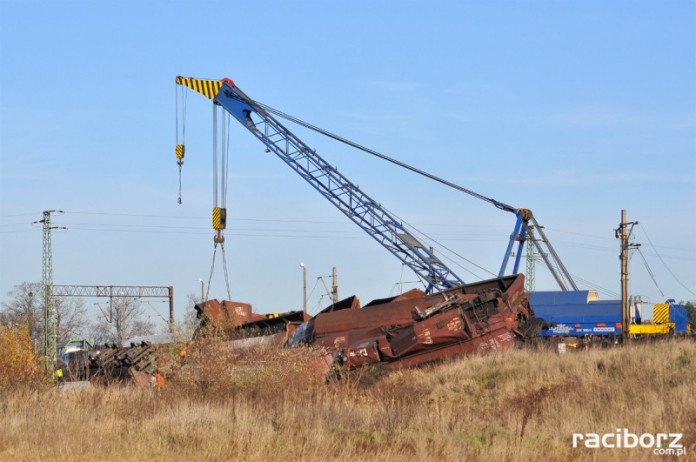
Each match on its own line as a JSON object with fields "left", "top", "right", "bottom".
{"left": 288, "top": 274, "right": 544, "bottom": 370}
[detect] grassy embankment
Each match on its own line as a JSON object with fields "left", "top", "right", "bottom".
{"left": 0, "top": 335, "right": 694, "bottom": 461}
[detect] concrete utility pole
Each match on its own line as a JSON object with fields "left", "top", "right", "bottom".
{"left": 300, "top": 262, "right": 307, "bottom": 316}
{"left": 331, "top": 267, "right": 339, "bottom": 305}
{"left": 616, "top": 209, "right": 639, "bottom": 343}
{"left": 35, "top": 210, "right": 65, "bottom": 371}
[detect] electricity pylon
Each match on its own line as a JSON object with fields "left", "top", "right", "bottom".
{"left": 35, "top": 210, "right": 64, "bottom": 370}
{"left": 525, "top": 227, "right": 538, "bottom": 292}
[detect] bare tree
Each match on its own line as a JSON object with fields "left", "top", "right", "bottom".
{"left": 54, "top": 297, "right": 88, "bottom": 343}
{"left": 1, "top": 281, "right": 43, "bottom": 348}
{"left": 179, "top": 293, "right": 201, "bottom": 341}
{"left": 90, "top": 295, "right": 155, "bottom": 345}
{"left": 1, "top": 281, "right": 91, "bottom": 349}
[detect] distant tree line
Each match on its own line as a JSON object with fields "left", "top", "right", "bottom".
{"left": 0, "top": 281, "right": 157, "bottom": 349}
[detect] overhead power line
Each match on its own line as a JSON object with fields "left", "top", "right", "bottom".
{"left": 636, "top": 248, "right": 665, "bottom": 299}
{"left": 639, "top": 224, "right": 696, "bottom": 297}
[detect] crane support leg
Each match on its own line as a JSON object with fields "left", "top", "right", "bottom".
{"left": 498, "top": 211, "right": 527, "bottom": 277}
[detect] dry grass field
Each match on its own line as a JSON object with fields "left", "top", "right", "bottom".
{"left": 0, "top": 335, "right": 694, "bottom": 461}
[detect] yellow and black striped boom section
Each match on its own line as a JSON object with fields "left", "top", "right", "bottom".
{"left": 175, "top": 76, "right": 234, "bottom": 100}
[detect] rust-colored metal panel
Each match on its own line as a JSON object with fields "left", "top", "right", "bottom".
{"left": 362, "top": 288, "right": 427, "bottom": 307}
{"left": 224, "top": 300, "right": 264, "bottom": 324}
{"left": 195, "top": 299, "right": 253, "bottom": 329}
{"left": 344, "top": 339, "right": 382, "bottom": 367}
{"left": 389, "top": 326, "right": 419, "bottom": 357}
{"left": 313, "top": 291, "right": 458, "bottom": 335}
{"left": 376, "top": 334, "right": 395, "bottom": 358}
{"left": 313, "top": 304, "right": 410, "bottom": 336}
{"left": 195, "top": 299, "right": 303, "bottom": 338}
{"left": 314, "top": 326, "right": 386, "bottom": 350}
{"left": 383, "top": 324, "right": 518, "bottom": 370}
{"left": 391, "top": 309, "right": 471, "bottom": 358}
{"left": 314, "top": 295, "right": 361, "bottom": 316}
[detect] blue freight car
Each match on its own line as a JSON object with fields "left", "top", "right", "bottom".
{"left": 531, "top": 291, "right": 623, "bottom": 337}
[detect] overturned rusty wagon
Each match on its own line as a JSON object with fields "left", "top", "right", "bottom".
{"left": 289, "top": 274, "right": 544, "bottom": 370}
{"left": 193, "top": 299, "right": 305, "bottom": 341}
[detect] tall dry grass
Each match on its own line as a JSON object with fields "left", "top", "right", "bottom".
{"left": 0, "top": 338, "right": 694, "bottom": 461}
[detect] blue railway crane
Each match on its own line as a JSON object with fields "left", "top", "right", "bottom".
{"left": 175, "top": 76, "right": 576, "bottom": 293}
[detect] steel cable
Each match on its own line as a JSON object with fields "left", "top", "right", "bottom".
{"left": 256, "top": 102, "right": 518, "bottom": 214}
{"left": 206, "top": 244, "right": 217, "bottom": 300}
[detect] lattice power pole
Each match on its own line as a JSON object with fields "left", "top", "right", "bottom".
{"left": 525, "top": 227, "right": 538, "bottom": 292}
{"left": 35, "top": 210, "right": 65, "bottom": 370}
{"left": 51, "top": 285, "right": 175, "bottom": 334}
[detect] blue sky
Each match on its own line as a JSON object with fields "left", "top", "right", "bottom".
{"left": 1, "top": 1, "right": 694, "bottom": 328}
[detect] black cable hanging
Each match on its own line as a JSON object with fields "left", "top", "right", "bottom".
{"left": 637, "top": 247, "right": 665, "bottom": 299}
{"left": 639, "top": 224, "right": 695, "bottom": 297}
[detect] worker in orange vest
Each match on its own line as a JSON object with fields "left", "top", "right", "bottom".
{"left": 155, "top": 370, "right": 165, "bottom": 391}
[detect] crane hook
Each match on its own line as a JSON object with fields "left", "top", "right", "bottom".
{"left": 176, "top": 144, "right": 185, "bottom": 204}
